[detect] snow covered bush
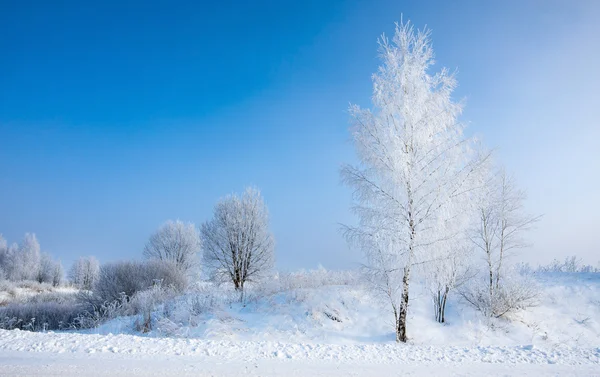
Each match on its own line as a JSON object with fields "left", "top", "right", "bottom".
{"left": 129, "top": 284, "right": 173, "bottom": 333}
{"left": 93, "top": 260, "right": 187, "bottom": 305}
{"left": 0, "top": 301, "right": 87, "bottom": 331}
{"left": 68, "top": 261, "right": 187, "bottom": 331}
{"left": 537, "top": 256, "right": 600, "bottom": 273}
{"left": 71, "top": 297, "right": 126, "bottom": 329}
{"left": 0, "top": 289, "right": 88, "bottom": 331}
{"left": 460, "top": 268, "right": 538, "bottom": 318}
{"left": 275, "top": 267, "right": 360, "bottom": 291}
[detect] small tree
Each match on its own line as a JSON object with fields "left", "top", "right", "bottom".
{"left": 463, "top": 169, "right": 540, "bottom": 317}
{"left": 69, "top": 256, "right": 100, "bottom": 290}
{"left": 201, "top": 187, "right": 275, "bottom": 298}
{"left": 143, "top": 220, "right": 201, "bottom": 277}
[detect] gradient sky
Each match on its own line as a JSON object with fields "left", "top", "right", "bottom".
{"left": 1, "top": 0, "right": 599, "bottom": 271}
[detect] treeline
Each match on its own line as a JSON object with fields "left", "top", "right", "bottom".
{"left": 0, "top": 233, "right": 63, "bottom": 286}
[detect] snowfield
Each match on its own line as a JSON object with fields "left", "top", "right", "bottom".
{"left": 0, "top": 329, "right": 599, "bottom": 376}
{"left": 1, "top": 272, "right": 599, "bottom": 375}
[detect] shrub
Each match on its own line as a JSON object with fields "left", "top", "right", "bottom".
{"left": 275, "top": 267, "right": 360, "bottom": 291}
{"left": 0, "top": 300, "right": 91, "bottom": 331}
{"left": 94, "top": 260, "right": 187, "bottom": 305}
{"left": 461, "top": 270, "right": 538, "bottom": 318}
{"left": 537, "top": 256, "right": 600, "bottom": 273}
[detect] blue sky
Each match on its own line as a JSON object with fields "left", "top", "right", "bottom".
{"left": 1, "top": 0, "right": 599, "bottom": 270}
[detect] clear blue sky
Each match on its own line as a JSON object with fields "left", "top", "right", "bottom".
{"left": 1, "top": 0, "right": 599, "bottom": 270}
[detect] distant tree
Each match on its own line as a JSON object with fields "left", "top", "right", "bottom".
{"left": 8, "top": 233, "right": 41, "bottom": 281}
{"left": 143, "top": 220, "right": 201, "bottom": 277}
{"left": 69, "top": 256, "right": 100, "bottom": 290}
{"left": 341, "top": 21, "right": 488, "bottom": 342}
{"left": 0, "top": 234, "right": 7, "bottom": 279}
{"left": 37, "top": 253, "right": 56, "bottom": 284}
{"left": 462, "top": 169, "right": 540, "bottom": 317}
{"left": 3, "top": 243, "right": 18, "bottom": 280}
{"left": 201, "top": 187, "right": 275, "bottom": 298}
{"left": 52, "top": 261, "right": 64, "bottom": 287}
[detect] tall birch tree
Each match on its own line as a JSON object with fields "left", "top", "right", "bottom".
{"left": 342, "top": 20, "right": 487, "bottom": 342}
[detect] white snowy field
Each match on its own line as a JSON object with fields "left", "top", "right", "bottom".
{"left": 0, "top": 271, "right": 599, "bottom": 375}
{"left": 0, "top": 329, "right": 599, "bottom": 376}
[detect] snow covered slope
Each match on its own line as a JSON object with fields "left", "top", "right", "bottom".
{"left": 0, "top": 272, "right": 598, "bottom": 375}
{"left": 73, "top": 272, "right": 600, "bottom": 349}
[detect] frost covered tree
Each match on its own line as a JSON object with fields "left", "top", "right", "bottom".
{"left": 69, "top": 256, "right": 100, "bottom": 290}
{"left": 0, "top": 234, "right": 7, "bottom": 279}
{"left": 463, "top": 169, "right": 540, "bottom": 317}
{"left": 342, "top": 20, "right": 488, "bottom": 342}
{"left": 143, "top": 220, "right": 202, "bottom": 277}
{"left": 201, "top": 187, "right": 275, "bottom": 297}
{"left": 0, "top": 233, "right": 64, "bottom": 285}
{"left": 52, "top": 261, "right": 64, "bottom": 287}
{"left": 37, "top": 252, "right": 56, "bottom": 284}
{"left": 7, "top": 233, "right": 42, "bottom": 281}
{"left": 2, "top": 243, "right": 19, "bottom": 280}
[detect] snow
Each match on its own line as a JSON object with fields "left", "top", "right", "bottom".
{"left": 0, "top": 329, "right": 598, "bottom": 376}
{"left": 3, "top": 350, "right": 598, "bottom": 377}
{"left": 0, "top": 281, "right": 77, "bottom": 304}
{"left": 0, "top": 272, "right": 599, "bottom": 375}
{"left": 2, "top": 327, "right": 599, "bottom": 363}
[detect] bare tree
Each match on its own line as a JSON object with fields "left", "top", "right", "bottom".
{"left": 463, "top": 169, "right": 540, "bottom": 317}
{"left": 201, "top": 187, "right": 275, "bottom": 298}
{"left": 143, "top": 220, "right": 201, "bottom": 277}
{"left": 69, "top": 256, "right": 100, "bottom": 290}
{"left": 342, "top": 20, "right": 488, "bottom": 342}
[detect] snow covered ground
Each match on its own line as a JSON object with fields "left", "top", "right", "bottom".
{"left": 1, "top": 329, "right": 599, "bottom": 376}
{"left": 76, "top": 272, "right": 600, "bottom": 348}
{"left": 0, "top": 271, "right": 599, "bottom": 375}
